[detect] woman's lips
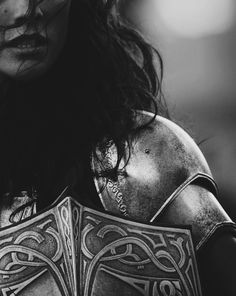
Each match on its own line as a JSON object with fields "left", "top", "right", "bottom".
{"left": 4, "top": 33, "right": 47, "bottom": 51}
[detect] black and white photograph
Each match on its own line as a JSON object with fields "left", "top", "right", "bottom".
{"left": 0, "top": 0, "right": 235, "bottom": 295}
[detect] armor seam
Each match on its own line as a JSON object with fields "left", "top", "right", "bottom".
{"left": 196, "top": 221, "right": 236, "bottom": 251}
{"left": 150, "top": 173, "right": 217, "bottom": 222}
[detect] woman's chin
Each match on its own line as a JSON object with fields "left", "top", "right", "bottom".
{"left": 0, "top": 60, "right": 50, "bottom": 81}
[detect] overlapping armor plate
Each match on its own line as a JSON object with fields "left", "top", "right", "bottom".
{"left": 0, "top": 196, "right": 202, "bottom": 296}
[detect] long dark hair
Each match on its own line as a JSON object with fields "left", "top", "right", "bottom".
{"left": 0, "top": 0, "right": 168, "bottom": 209}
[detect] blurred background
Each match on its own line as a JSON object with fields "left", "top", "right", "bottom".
{"left": 126, "top": 0, "right": 236, "bottom": 220}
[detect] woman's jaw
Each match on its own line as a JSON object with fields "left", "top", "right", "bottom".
{"left": 0, "top": 0, "right": 71, "bottom": 81}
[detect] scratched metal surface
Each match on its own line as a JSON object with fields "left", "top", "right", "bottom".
{"left": 0, "top": 196, "right": 202, "bottom": 296}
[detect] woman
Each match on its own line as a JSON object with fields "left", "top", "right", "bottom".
{"left": 0, "top": 0, "right": 167, "bottom": 207}
{"left": 0, "top": 0, "right": 235, "bottom": 295}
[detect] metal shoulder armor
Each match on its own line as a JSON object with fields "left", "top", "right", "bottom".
{"left": 92, "top": 110, "right": 233, "bottom": 250}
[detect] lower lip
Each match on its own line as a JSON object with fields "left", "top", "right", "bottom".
{"left": 2, "top": 43, "right": 47, "bottom": 58}
{"left": 11, "top": 44, "right": 47, "bottom": 53}
{"left": 17, "top": 47, "right": 47, "bottom": 61}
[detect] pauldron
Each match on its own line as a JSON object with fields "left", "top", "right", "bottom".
{"left": 92, "top": 111, "right": 233, "bottom": 250}
{"left": 0, "top": 111, "right": 233, "bottom": 295}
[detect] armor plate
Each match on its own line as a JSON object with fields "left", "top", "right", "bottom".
{"left": 92, "top": 111, "right": 232, "bottom": 250}
{"left": 0, "top": 195, "right": 202, "bottom": 296}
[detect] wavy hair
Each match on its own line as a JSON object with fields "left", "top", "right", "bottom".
{"left": 68, "top": 0, "right": 168, "bottom": 174}
{"left": 0, "top": 0, "right": 168, "bottom": 208}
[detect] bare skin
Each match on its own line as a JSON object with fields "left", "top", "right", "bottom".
{"left": 0, "top": 0, "right": 71, "bottom": 81}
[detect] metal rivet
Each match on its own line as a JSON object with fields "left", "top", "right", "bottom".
{"left": 145, "top": 149, "right": 150, "bottom": 154}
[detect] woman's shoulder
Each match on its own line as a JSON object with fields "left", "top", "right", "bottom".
{"left": 93, "top": 109, "right": 216, "bottom": 220}
{"left": 92, "top": 110, "right": 232, "bottom": 249}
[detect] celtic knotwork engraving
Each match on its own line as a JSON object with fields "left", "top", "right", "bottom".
{"left": 72, "top": 206, "right": 80, "bottom": 257}
{"left": 0, "top": 245, "right": 68, "bottom": 292}
{"left": 81, "top": 211, "right": 201, "bottom": 296}
{"left": 84, "top": 236, "right": 189, "bottom": 295}
{"left": 0, "top": 196, "right": 201, "bottom": 296}
{"left": 2, "top": 231, "right": 45, "bottom": 277}
{"left": 60, "top": 205, "right": 72, "bottom": 258}
{"left": 0, "top": 216, "right": 70, "bottom": 296}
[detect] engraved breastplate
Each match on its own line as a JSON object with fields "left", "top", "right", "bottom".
{"left": 0, "top": 194, "right": 202, "bottom": 296}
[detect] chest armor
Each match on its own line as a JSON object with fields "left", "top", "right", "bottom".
{"left": 0, "top": 111, "right": 232, "bottom": 295}
{"left": 0, "top": 194, "right": 202, "bottom": 296}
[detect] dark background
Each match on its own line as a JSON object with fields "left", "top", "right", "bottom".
{"left": 126, "top": 0, "right": 236, "bottom": 220}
